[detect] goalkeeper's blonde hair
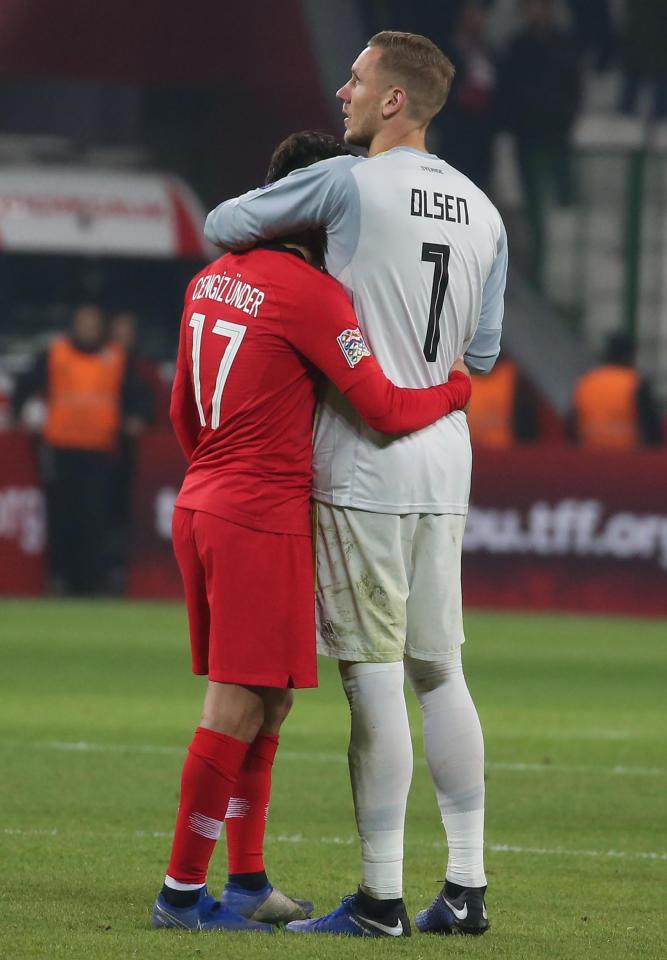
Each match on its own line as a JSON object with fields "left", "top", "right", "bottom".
{"left": 369, "top": 31, "right": 455, "bottom": 124}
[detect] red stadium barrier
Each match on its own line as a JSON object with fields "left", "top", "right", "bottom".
{"left": 3, "top": 431, "right": 666, "bottom": 615}
{"left": 464, "top": 446, "right": 667, "bottom": 616}
{"left": 126, "top": 435, "right": 667, "bottom": 616}
{"left": 126, "top": 430, "right": 184, "bottom": 599}
{"left": 0, "top": 433, "right": 46, "bottom": 595}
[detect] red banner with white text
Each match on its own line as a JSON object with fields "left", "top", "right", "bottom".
{"left": 126, "top": 431, "right": 184, "bottom": 599}
{"left": 464, "top": 446, "right": 667, "bottom": 616}
{"left": 0, "top": 433, "right": 46, "bottom": 595}
{"left": 127, "top": 437, "right": 667, "bottom": 616}
{"left": 4, "top": 431, "right": 666, "bottom": 616}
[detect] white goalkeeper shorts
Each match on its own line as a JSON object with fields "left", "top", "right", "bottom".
{"left": 315, "top": 502, "right": 466, "bottom": 663}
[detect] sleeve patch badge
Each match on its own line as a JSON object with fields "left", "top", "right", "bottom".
{"left": 337, "top": 327, "right": 371, "bottom": 368}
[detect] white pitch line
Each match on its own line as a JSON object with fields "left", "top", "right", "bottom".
{"left": 40, "top": 740, "right": 183, "bottom": 756}
{"left": 485, "top": 843, "right": 667, "bottom": 862}
{"left": 487, "top": 760, "right": 665, "bottom": 777}
{"left": 268, "top": 835, "right": 667, "bottom": 862}
{"left": 15, "top": 740, "right": 666, "bottom": 779}
{"left": 3, "top": 826, "right": 666, "bottom": 863}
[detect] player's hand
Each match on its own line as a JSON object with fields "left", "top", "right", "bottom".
{"left": 449, "top": 357, "right": 471, "bottom": 413}
{"left": 450, "top": 356, "right": 470, "bottom": 378}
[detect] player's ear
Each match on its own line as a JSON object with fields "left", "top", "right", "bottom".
{"left": 382, "top": 86, "right": 406, "bottom": 119}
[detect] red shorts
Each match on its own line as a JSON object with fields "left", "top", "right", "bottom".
{"left": 172, "top": 506, "right": 317, "bottom": 688}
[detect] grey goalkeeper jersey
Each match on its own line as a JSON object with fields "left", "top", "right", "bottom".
{"left": 205, "top": 146, "right": 507, "bottom": 514}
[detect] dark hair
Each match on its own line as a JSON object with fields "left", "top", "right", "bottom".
{"left": 264, "top": 132, "right": 349, "bottom": 267}
{"left": 265, "top": 130, "right": 349, "bottom": 184}
{"left": 605, "top": 332, "right": 636, "bottom": 366}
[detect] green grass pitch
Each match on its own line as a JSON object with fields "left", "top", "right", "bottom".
{"left": 1, "top": 599, "right": 665, "bottom": 960}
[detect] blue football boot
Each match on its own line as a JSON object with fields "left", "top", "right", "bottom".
{"left": 220, "top": 881, "right": 314, "bottom": 923}
{"left": 151, "top": 884, "right": 274, "bottom": 932}
{"left": 415, "top": 884, "right": 489, "bottom": 935}
{"left": 286, "top": 890, "right": 410, "bottom": 937}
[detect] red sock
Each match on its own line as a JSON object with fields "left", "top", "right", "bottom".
{"left": 166, "top": 726, "right": 250, "bottom": 885}
{"left": 225, "top": 733, "right": 279, "bottom": 875}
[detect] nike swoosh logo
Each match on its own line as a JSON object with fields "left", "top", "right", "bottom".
{"left": 444, "top": 898, "right": 468, "bottom": 921}
{"left": 362, "top": 916, "right": 404, "bottom": 937}
{"left": 154, "top": 904, "right": 191, "bottom": 930}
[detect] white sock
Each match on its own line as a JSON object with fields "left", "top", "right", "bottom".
{"left": 405, "top": 649, "right": 486, "bottom": 888}
{"left": 164, "top": 875, "right": 205, "bottom": 891}
{"left": 341, "top": 660, "right": 413, "bottom": 899}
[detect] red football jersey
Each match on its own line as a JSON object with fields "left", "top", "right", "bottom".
{"left": 171, "top": 245, "right": 470, "bottom": 536}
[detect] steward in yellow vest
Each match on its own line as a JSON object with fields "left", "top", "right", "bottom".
{"left": 572, "top": 334, "right": 662, "bottom": 449}
{"left": 467, "top": 356, "right": 538, "bottom": 447}
{"left": 12, "top": 304, "right": 144, "bottom": 595}
{"left": 44, "top": 334, "right": 126, "bottom": 452}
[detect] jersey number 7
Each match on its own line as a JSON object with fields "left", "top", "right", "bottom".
{"left": 189, "top": 312, "right": 247, "bottom": 428}
{"left": 421, "top": 242, "right": 450, "bottom": 362}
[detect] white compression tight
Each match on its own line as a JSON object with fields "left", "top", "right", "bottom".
{"left": 405, "top": 648, "right": 486, "bottom": 888}
{"left": 341, "top": 651, "right": 486, "bottom": 899}
{"left": 340, "top": 660, "right": 412, "bottom": 899}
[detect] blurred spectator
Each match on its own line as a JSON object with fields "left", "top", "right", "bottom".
{"left": 108, "top": 310, "right": 158, "bottom": 591}
{"left": 565, "top": 0, "right": 616, "bottom": 71}
{"left": 435, "top": 1, "right": 498, "bottom": 192}
{"left": 359, "top": 0, "right": 470, "bottom": 45}
{"left": 467, "top": 355, "right": 538, "bottom": 446}
{"left": 571, "top": 333, "right": 663, "bottom": 448}
{"left": 13, "top": 304, "right": 144, "bottom": 595}
{"left": 498, "top": 0, "right": 582, "bottom": 290}
{"left": 110, "top": 310, "right": 164, "bottom": 425}
{"left": 619, "top": 0, "right": 667, "bottom": 120}
{"left": 0, "top": 369, "right": 13, "bottom": 430}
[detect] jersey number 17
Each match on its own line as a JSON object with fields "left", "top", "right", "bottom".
{"left": 189, "top": 312, "right": 247, "bottom": 429}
